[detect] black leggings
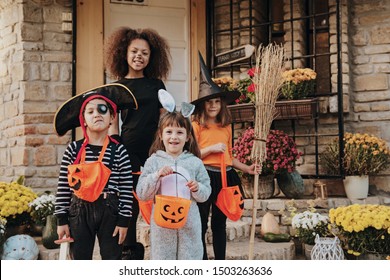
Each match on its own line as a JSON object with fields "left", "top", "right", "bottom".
{"left": 198, "top": 168, "right": 242, "bottom": 260}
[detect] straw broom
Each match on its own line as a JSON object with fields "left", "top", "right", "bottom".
{"left": 248, "top": 44, "right": 285, "bottom": 260}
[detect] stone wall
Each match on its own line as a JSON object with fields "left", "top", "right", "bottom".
{"left": 345, "top": 0, "right": 390, "bottom": 194}
{"left": 214, "top": 0, "right": 390, "bottom": 195}
{"left": 0, "top": 0, "right": 72, "bottom": 191}
{"left": 0, "top": 0, "right": 388, "bottom": 195}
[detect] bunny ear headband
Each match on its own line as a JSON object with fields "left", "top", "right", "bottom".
{"left": 158, "top": 89, "right": 195, "bottom": 117}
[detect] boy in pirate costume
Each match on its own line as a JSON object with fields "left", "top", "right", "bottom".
{"left": 53, "top": 84, "right": 137, "bottom": 260}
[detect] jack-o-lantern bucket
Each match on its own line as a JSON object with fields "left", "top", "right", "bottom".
{"left": 154, "top": 195, "right": 191, "bottom": 229}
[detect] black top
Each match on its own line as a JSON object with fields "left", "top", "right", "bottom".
{"left": 117, "top": 77, "right": 165, "bottom": 171}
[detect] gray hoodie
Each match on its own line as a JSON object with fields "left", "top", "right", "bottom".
{"left": 137, "top": 150, "right": 211, "bottom": 260}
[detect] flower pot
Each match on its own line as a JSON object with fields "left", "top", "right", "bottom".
{"left": 5, "top": 225, "right": 28, "bottom": 238}
{"left": 42, "top": 215, "right": 60, "bottom": 249}
{"left": 275, "top": 170, "right": 304, "bottom": 199}
{"left": 303, "top": 243, "right": 313, "bottom": 260}
{"left": 343, "top": 175, "right": 369, "bottom": 200}
{"left": 356, "top": 253, "right": 388, "bottom": 260}
{"left": 241, "top": 174, "right": 275, "bottom": 199}
{"left": 258, "top": 174, "right": 275, "bottom": 199}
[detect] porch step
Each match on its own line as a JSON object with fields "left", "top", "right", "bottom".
{"left": 207, "top": 238, "right": 295, "bottom": 260}
{"left": 38, "top": 219, "right": 294, "bottom": 260}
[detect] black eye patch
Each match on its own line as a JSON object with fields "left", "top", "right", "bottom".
{"left": 97, "top": 104, "right": 108, "bottom": 115}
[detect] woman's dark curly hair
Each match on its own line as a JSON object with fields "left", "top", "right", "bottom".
{"left": 104, "top": 26, "right": 171, "bottom": 80}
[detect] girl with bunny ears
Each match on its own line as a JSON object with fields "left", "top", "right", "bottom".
{"left": 136, "top": 90, "right": 211, "bottom": 259}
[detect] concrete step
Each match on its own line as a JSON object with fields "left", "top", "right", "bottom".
{"left": 206, "top": 238, "right": 295, "bottom": 260}
{"left": 38, "top": 219, "right": 295, "bottom": 260}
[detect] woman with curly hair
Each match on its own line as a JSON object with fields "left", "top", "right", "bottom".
{"left": 104, "top": 26, "right": 171, "bottom": 260}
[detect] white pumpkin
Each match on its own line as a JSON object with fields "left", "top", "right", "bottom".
{"left": 2, "top": 234, "right": 39, "bottom": 260}
{"left": 260, "top": 212, "right": 281, "bottom": 236}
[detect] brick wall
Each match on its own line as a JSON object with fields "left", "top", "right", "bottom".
{"left": 213, "top": 0, "right": 389, "bottom": 195}
{"left": 0, "top": 0, "right": 388, "bottom": 195}
{"left": 347, "top": 0, "right": 390, "bottom": 193}
{"left": 0, "top": 0, "right": 72, "bottom": 191}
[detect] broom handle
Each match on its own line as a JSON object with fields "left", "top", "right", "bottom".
{"left": 249, "top": 173, "right": 259, "bottom": 260}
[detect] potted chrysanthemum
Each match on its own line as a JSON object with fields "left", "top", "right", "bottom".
{"left": 29, "top": 192, "right": 56, "bottom": 227}
{"left": 329, "top": 204, "right": 390, "bottom": 259}
{"left": 320, "top": 132, "right": 390, "bottom": 199}
{"left": 0, "top": 177, "right": 37, "bottom": 236}
{"left": 280, "top": 68, "right": 316, "bottom": 100}
{"left": 233, "top": 128, "right": 302, "bottom": 199}
{"left": 292, "top": 211, "right": 330, "bottom": 245}
{"left": 292, "top": 211, "right": 330, "bottom": 259}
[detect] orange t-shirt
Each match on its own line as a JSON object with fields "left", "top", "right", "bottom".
{"left": 192, "top": 122, "right": 233, "bottom": 168}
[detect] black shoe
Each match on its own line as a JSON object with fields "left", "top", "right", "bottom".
{"left": 122, "top": 242, "right": 145, "bottom": 260}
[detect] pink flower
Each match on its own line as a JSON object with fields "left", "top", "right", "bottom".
{"left": 232, "top": 128, "right": 301, "bottom": 175}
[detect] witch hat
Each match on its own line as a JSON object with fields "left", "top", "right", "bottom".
{"left": 54, "top": 83, "right": 138, "bottom": 136}
{"left": 191, "top": 51, "right": 240, "bottom": 106}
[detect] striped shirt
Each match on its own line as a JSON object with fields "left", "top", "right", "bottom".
{"left": 54, "top": 139, "right": 133, "bottom": 227}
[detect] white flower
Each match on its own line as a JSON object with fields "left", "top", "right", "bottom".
{"left": 292, "top": 211, "right": 329, "bottom": 230}
{"left": 0, "top": 217, "right": 6, "bottom": 235}
{"left": 28, "top": 193, "right": 56, "bottom": 225}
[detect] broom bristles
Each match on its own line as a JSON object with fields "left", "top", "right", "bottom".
{"left": 251, "top": 44, "right": 285, "bottom": 165}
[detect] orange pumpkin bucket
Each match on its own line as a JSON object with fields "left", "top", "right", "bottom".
{"left": 153, "top": 195, "right": 191, "bottom": 229}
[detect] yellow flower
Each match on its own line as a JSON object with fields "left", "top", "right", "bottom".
{"left": 0, "top": 180, "right": 37, "bottom": 225}
{"left": 329, "top": 205, "right": 390, "bottom": 256}
{"left": 280, "top": 68, "right": 316, "bottom": 100}
{"left": 320, "top": 132, "right": 390, "bottom": 176}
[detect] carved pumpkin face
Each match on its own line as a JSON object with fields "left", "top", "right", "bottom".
{"left": 67, "top": 161, "right": 111, "bottom": 202}
{"left": 154, "top": 195, "right": 191, "bottom": 229}
{"left": 215, "top": 185, "right": 244, "bottom": 221}
{"left": 68, "top": 166, "right": 82, "bottom": 190}
{"left": 161, "top": 203, "right": 186, "bottom": 224}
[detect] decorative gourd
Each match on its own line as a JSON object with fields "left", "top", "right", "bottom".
{"left": 260, "top": 212, "right": 281, "bottom": 236}
{"left": 2, "top": 234, "right": 39, "bottom": 260}
{"left": 263, "top": 232, "right": 291, "bottom": 243}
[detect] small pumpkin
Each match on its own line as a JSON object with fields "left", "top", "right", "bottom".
{"left": 260, "top": 212, "right": 281, "bottom": 236}
{"left": 2, "top": 234, "right": 39, "bottom": 260}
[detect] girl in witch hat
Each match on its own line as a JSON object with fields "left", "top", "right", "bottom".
{"left": 191, "top": 53, "right": 259, "bottom": 260}
{"left": 104, "top": 27, "right": 171, "bottom": 260}
{"left": 136, "top": 90, "right": 211, "bottom": 259}
{"left": 53, "top": 83, "right": 137, "bottom": 260}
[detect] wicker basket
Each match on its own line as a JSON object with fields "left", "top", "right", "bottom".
{"left": 275, "top": 98, "right": 318, "bottom": 120}
{"left": 228, "top": 98, "right": 318, "bottom": 123}
{"left": 227, "top": 103, "right": 255, "bottom": 123}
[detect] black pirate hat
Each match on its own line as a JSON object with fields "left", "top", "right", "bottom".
{"left": 191, "top": 52, "right": 240, "bottom": 106}
{"left": 54, "top": 83, "right": 138, "bottom": 136}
